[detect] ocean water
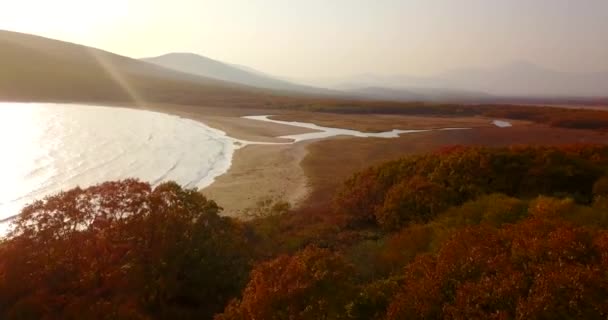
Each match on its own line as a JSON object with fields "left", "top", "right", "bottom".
{"left": 0, "top": 103, "right": 241, "bottom": 222}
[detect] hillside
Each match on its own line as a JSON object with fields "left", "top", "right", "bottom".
{"left": 142, "top": 52, "right": 338, "bottom": 95}
{"left": 0, "top": 30, "right": 288, "bottom": 106}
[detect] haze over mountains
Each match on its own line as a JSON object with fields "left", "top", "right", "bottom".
{"left": 142, "top": 53, "right": 335, "bottom": 96}
{"left": 138, "top": 53, "right": 490, "bottom": 103}
{"left": 143, "top": 52, "right": 608, "bottom": 102}
{"left": 1, "top": 29, "right": 607, "bottom": 106}
{"left": 306, "top": 61, "right": 608, "bottom": 98}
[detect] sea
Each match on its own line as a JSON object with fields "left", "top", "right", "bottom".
{"left": 0, "top": 103, "right": 240, "bottom": 222}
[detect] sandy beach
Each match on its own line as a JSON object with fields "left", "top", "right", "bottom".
{"left": 9, "top": 101, "right": 596, "bottom": 218}
{"left": 138, "top": 103, "right": 533, "bottom": 216}
{"left": 203, "top": 142, "right": 312, "bottom": 216}
{"left": 139, "top": 104, "right": 316, "bottom": 215}
{"left": 141, "top": 104, "right": 316, "bottom": 142}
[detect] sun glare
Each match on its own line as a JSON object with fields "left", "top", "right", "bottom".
{"left": 0, "top": 0, "right": 130, "bottom": 39}
{"left": 0, "top": 104, "right": 48, "bottom": 216}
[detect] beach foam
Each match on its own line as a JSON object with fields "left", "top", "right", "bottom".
{"left": 0, "top": 103, "right": 243, "bottom": 224}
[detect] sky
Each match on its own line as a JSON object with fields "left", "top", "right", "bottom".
{"left": 1, "top": 0, "right": 607, "bottom": 79}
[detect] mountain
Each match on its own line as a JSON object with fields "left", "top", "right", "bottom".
{"left": 347, "top": 87, "right": 493, "bottom": 103}
{"left": 141, "top": 53, "right": 336, "bottom": 95}
{"left": 440, "top": 61, "right": 608, "bottom": 97}
{"left": 330, "top": 74, "right": 440, "bottom": 91}
{"left": 305, "top": 61, "right": 608, "bottom": 99}
{"left": 2, "top": 30, "right": 604, "bottom": 106}
{"left": 0, "top": 30, "right": 291, "bottom": 106}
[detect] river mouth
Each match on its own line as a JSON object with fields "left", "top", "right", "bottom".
{"left": 242, "top": 115, "right": 472, "bottom": 142}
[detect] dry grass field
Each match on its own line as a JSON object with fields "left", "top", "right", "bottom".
{"left": 299, "top": 124, "right": 608, "bottom": 209}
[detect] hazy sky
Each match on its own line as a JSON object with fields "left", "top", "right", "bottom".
{"left": 2, "top": 0, "right": 607, "bottom": 78}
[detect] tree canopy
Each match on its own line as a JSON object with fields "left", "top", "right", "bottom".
{"left": 0, "top": 180, "right": 251, "bottom": 319}
{"left": 336, "top": 145, "right": 608, "bottom": 229}
{"left": 2, "top": 145, "right": 608, "bottom": 319}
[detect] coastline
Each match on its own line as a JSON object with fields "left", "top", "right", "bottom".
{"left": 138, "top": 104, "right": 316, "bottom": 216}
{"left": 3, "top": 101, "right": 531, "bottom": 218}
{"left": 203, "top": 142, "right": 312, "bottom": 217}
{"left": 0, "top": 102, "right": 302, "bottom": 228}
{"left": 139, "top": 104, "right": 317, "bottom": 143}
{"left": 0, "top": 102, "right": 315, "bottom": 220}
{"left": 125, "top": 103, "right": 525, "bottom": 216}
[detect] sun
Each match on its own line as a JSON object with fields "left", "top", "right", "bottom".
{"left": 0, "top": 0, "right": 130, "bottom": 40}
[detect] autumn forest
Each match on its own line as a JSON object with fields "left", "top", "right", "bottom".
{"left": 1, "top": 145, "right": 608, "bottom": 319}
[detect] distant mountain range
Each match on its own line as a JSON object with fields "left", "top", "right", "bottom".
{"left": 144, "top": 53, "right": 608, "bottom": 102}
{"left": 344, "top": 86, "right": 493, "bottom": 103}
{"left": 441, "top": 61, "right": 608, "bottom": 97}
{"left": 308, "top": 61, "right": 608, "bottom": 99}
{"left": 139, "top": 53, "right": 496, "bottom": 102}
{"left": 1, "top": 29, "right": 606, "bottom": 106}
{"left": 141, "top": 53, "right": 337, "bottom": 96}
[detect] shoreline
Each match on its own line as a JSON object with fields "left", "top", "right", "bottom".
{"left": 203, "top": 142, "right": 312, "bottom": 217}
{"left": 110, "top": 103, "right": 524, "bottom": 216}
{"left": 136, "top": 104, "right": 316, "bottom": 215}
{"left": 1, "top": 101, "right": 315, "bottom": 219}
{"left": 2, "top": 101, "right": 529, "bottom": 218}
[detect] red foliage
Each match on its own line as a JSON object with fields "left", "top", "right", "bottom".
{"left": 0, "top": 180, "right": 250, "bottom": 319}
{"left": 376, "top": 176, "right": 451, "bottom": 229}
{"left": 336, "top": 145, "right": 608, "bottom": 228}
{"left": 386, "top": 217, "right": 608, "bottom": 319}
{"left": 216, "top": 246, "right": 355, "bottom": 320}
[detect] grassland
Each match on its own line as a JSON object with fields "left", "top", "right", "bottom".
{"left": 299, "top": 124, "right": 608, "bottom": 210}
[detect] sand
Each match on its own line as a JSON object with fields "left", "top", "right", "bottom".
{"left": 141, "top": 104, "right": 318, "bottom": 142}
{"left": 138, "top": 103, "right": 535, "bottom": 217}
{"left": 138, "top": 104, "right": 314, "bottom": 215}
{"left": 202, "top": 142, "right": 311, "bottom": 217}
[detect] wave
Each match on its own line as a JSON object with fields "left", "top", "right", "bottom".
{"left": 0, "top": 103, "right": 242, "bottom": 223}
